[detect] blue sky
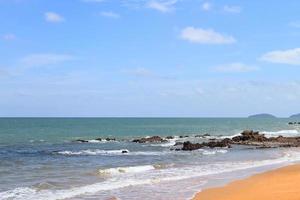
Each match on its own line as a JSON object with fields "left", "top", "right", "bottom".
{"left": 1, "top": 0, "right": 300, "bottom": 117}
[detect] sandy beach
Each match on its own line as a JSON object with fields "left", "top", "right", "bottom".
{"left": 193, "top": 164, "right": 300, "bottom": 200}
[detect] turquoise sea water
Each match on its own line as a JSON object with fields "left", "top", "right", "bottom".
{"left": 0, "top": 117, "right": 295, "bottom": 146}
{"left": 0, "top": 118, "right": 300, "bottom": 200}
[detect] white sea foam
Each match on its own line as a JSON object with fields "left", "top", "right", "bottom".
{"left": 98, "top": 165, "right": 155, "bottom": 175}
{"left": 3, "top": 150, "right": 300, "bottom": 200}
{"left": 56, "top": 148, "right": 228, "bottom": 157}
{"left": 57, "top": 149, "right": 129, "bottom": 156}
{"left": 200, "top": 149, "right": 228, "bottom": 155}
{"left": 87, "top": 140, "right": 102, "bottom": 143}
{"left": 150, "top": 138, "right": 177, "bottom": 147}
{"left": 261, "top": 130, "right": 300, "bottom": 137}
{"left": 56, "top": 149, "right": 171, "bottom": 156}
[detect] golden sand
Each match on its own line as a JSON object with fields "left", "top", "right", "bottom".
{"left": 193, "top": 164, "right": 300, "bottom": 200}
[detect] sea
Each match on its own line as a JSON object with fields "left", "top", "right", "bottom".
{"left": 1, "top": 117, "right": 300, "bottom": 200}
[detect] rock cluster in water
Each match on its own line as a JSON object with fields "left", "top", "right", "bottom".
{"left": 181, "top": 139, "right": 231, "bottom": 151}
{"left": 288, "top": 122, "right": 300, "bottom": 125}
{"left": 75, "top": 130, "right": 300, "bottom": 151}
{"left": 132, "top": 136, "right": 167, "bottom": 143}
{"left": 179, "top": 130, "right": 300, "bottom": 150}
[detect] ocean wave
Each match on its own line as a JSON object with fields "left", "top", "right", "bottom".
{"left": 150, "top": 138, "right": 177, "bottom": 147}
{"left": 200, "top": 149, "right": 228, "bottom": 155}
{"left": 55, "top": 148, "right": 228, "bottom": 157}
{"left": 56, "top": 149, "right": 129, "bottom": 156}
{"left": 2, "top": 150, "right": 300, "bottom": 200}
{"left": 97, "top": 164, "right": 174, "bottom": 176}
{"left": 261, "top": 130, "right": 300, "bottom": 137}
{"left": 56, "top": 149, "right": 174, "bottom": 156}
{"left": 98, "top": 165, "right": 156, "bottom": 176}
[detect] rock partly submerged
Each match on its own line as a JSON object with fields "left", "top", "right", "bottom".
{"left": 182, "top": 139, "right": 231, "bottom": 151}
{"left": 178, "top": 130, "right": 300, "bottom": 151}
{"left": 132, "top": 136, "right": 167, "bottom": 143}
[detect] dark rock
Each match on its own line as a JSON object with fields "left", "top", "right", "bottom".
{"left": 230, "top": 130, "right": 300, "bottom": 148}
{"left": 232, "top": 130, "right": 267, "bottom": 143}
{"left": 179, "top": 135, "right": 189, "bottom": 138}
{"left": 75, "top": 139, "right": 89, "bottom": 143}
{"left": 174, "top": 142, "right": 183, "bottom": 146}
{"left": 106, "top": 138, "right": 116, "bottom": 141}
{"left": 181, "top": 138, "right": 231, "bottom": 151}
{"left": 166, "top": 136, "right": 174, "bottom": 139}
{"left": 121, "top": 150, "right": 129, "bottom": 153}
{"left": 132, "top": 139, "right": 140, "bottom": 143}
{"left": 132, "top": 136, "right": 167, "bottom": 143}
{"left": 202, "top": 138, "right": 231, "bottom": 148}
{"left": 182, "top": 141, "right": 204, "bottom": 151}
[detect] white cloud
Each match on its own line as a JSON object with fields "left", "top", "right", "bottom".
{"left": 201, "top": 2, "right": 212, "bottom": 11}
{"left": 289, "top": 21, "right": 300, "bottom": 28}
{"left": 21, "top": 54, "right": 74, "bottom": 67}
{"left": 214, "top": 63, "right": 259, "bottom": 73}
{"left": 100, "top": 11, "right": 120, "bottom": 19}
{"left": 223, "top": 5, "right": 241, "bottom": 13}
{"left": 147, "top": 0, "right": 177, "bottom": 13}
{"left": 180, "top": 27, "right": 236, "bottom": 44}
{"left": 45, "top": 12, "right": 64, "bottom": 23}
{"left": 2, "top": 34, "right": 16, "bottom": 41}
{"left": 124, "top": 67, "right": 175, "bottom": 80}
{"left": 260, "top": 48, "right": 300, "bottom": 65}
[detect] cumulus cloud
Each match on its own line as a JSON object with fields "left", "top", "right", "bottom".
{"left": 100, "top": 11, "right": 120, "bottom": 19}
{"left": 201, "top": 2, "right": 212, "bottom": 11}
{"left": 260, "top": 48, "right": 300, "bottom": 65}
{"left": 223, "top": 5, "right": 241, "bottom": 13}
{"left": 2, "top": 34, "right": 16, "bottom": 41}
{"left": 214, "top": 63, "right": 259, "bottom": 73}
{"left": 21, "top": 53, "right": 74, "bottom": 67}
{"left": 180, "top": 27, "right": 236, "bottom": 44}
{"left": 147, "top": 0, "right": 177, "bottom": 13}
{"left": 45, "top": 12, "right": 65, "bottom": 23}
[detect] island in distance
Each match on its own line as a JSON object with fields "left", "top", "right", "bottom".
{"left": 290, "top": 113, "right": 300, "bottom": 118}
{"left": 248, "top": 113, "right": 277, "bottom": 118}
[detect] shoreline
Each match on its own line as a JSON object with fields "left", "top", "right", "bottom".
{"left": 193, "top": 163, "right": 300, "bottom": 200}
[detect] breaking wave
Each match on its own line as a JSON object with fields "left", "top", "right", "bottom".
{"left": 2, "top": 150, "right": 300, "bottom": 200}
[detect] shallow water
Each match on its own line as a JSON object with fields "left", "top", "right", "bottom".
{"left": 0, "top": 118, "right": 300, "bottom": 200}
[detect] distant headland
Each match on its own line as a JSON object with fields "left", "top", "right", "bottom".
{"left": 290, "top": 113, "right": 300, "bottom": 118}
{"left": 248, "top": 113, "right": 277, "bottom": 118}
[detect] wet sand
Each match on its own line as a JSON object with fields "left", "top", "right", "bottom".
{"left": 193, "top": 164, "right": 300, "bottom": 200}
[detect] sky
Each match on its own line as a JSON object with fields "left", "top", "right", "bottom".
{"left": 1, "top": 0, "right": 300, "bottom": 117}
